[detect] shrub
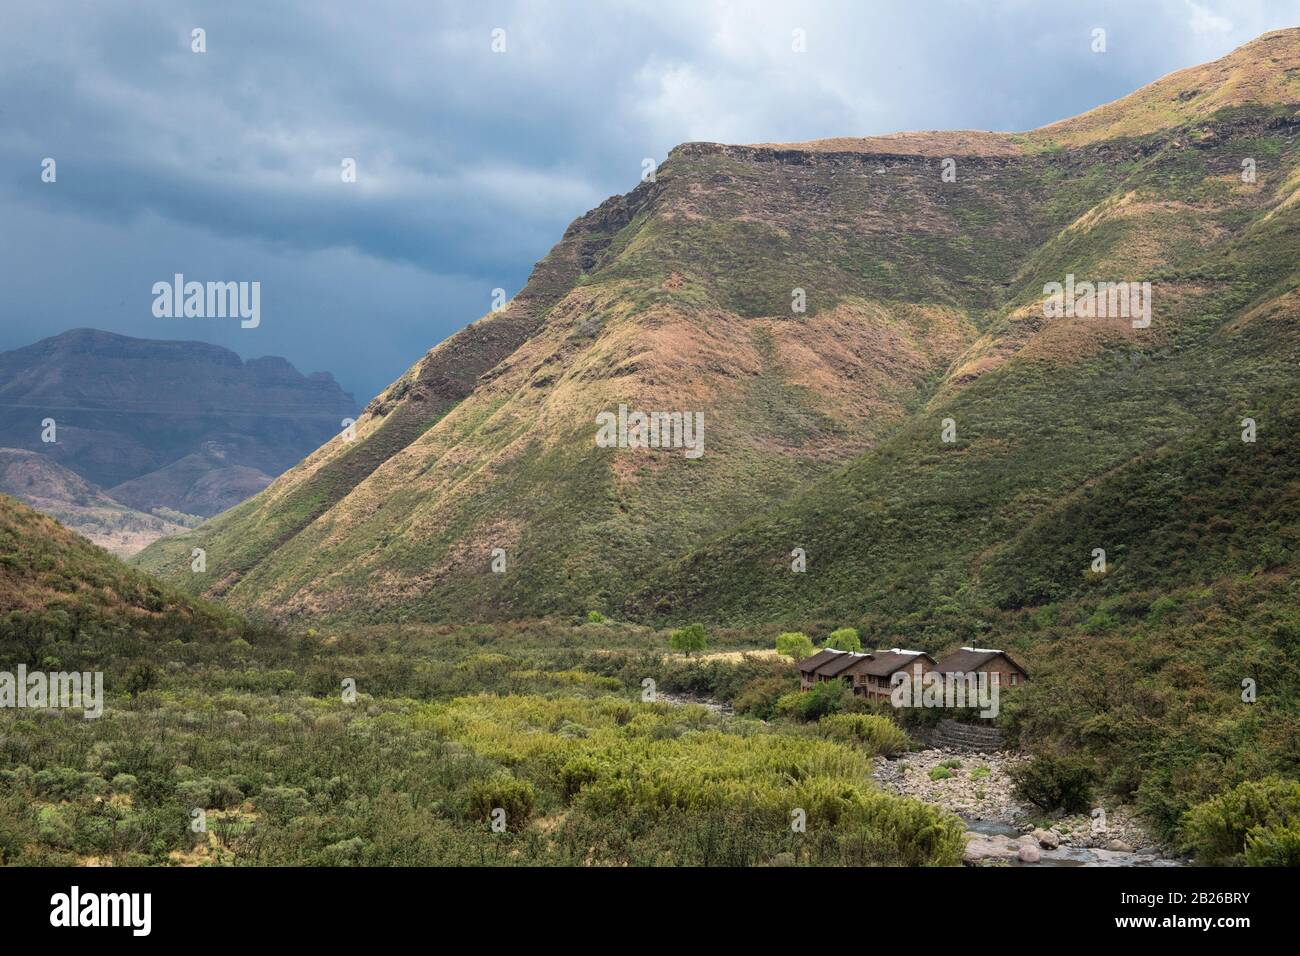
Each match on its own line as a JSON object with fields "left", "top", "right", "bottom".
{"left": 124, "top": 662, "right": 159, "bottom": 696}
{"left": 560, "top": 757, "right": 601, "bottom": 800}
{"left": 839, "top": 794, "right": 967, "bottom": 866}
{"left": 775, "top": 680, "right": 849, "bottom": 721}
{"left": 669, "top": 623, "right": 708, "bottom": 657}
{"left": 0, "top": 794, "right": 37, "bottom": 865}
{"left": 1146, "top": 595, "right": 1179, "bottom": 622}
{"left": 175, "top": 777, "right": 244, "bottom": 811}
{"left": 458, "top": 653, "right": 518, "bottom": 682}
{"left": 320, "top": 837, "right": 365, "bottom": 865}
{"left": 824, "top": 628, "right": 862, "bottom": 653}
{"left": 970, "top": 766, "right": 991, "bottom": 781}
{"left": 928, "top": 767, "right": 953, "bottom": 781}
{"left": 1179, "top": 777, "right": 1300, "bottom": 864}
{"left": 1083, "top": 609, "right": 1117, "bottom": 633}
{"left": 465, "top": 776, "right": 536, "bottom": 832}
{"left": 32, "top": 768, "right": 86, "bottom": 801}
{"left": 818, "top": 714, "right": 912, "bottom": 756}
{"left": 1010, "top": 753, "right": 1095, "bottom": 813}
{"left": 586, "top": 611, "right": 605, "bottom": 624}
{"left": 1244, "top": 823, "right": 1300, "bottom": 866}
{"left": 256, "top": 786, "right": 312, "bottom": 823}
{"left": 36, "top": 805, "right": 74, "bottom": 850}
{"left": 775, "top": 632, "right": 814, "bottom": 660}
{"left": 733, "top": 676, "right": 795, "bottom": 720}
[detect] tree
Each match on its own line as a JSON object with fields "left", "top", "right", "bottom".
{"left": 1010, "top": 753, "right": 1096, "bottom": 814}
{"left": 669, "top": 623, "right": 708, "bottom": 657}
{"left": 124, "top": 661, "right": 158, "bottom": 697}
{"left": 824, "top": 627, "right": 862, "bottom": 652}
{"left": 775, "top": 631, "right": 814, "bottom": 659}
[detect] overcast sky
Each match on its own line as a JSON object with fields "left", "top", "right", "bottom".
{"left": 2, "top": 0, "right": 1298, "bottom": 402}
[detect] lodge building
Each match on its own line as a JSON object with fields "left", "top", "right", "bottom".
{"left": 797, "top": 648, "right": 937, "bottom": 701}
{"left": 797, "top": 645, "right": 1028, "bottom": 701}
{"left": 932, "top": 647, "right": 1029, "bottom": 688}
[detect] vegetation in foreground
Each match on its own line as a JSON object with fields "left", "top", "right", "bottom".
{"left": 0, "top": 620, "right": 963, "bottom": 866}
{"left": 0, "top": 515, "right": 960, "bottom": 867}
{"left": 1, "top": 595, "right": 1296, "bottom": 866}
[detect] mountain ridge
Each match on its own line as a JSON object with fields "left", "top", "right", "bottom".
{"left": 134, "top": 28, "right": 1300, "bottom": 628}
{"left": 0, "top": 447, "right": 189, "bottom": 556}
{"left": 0, "top": 328, "right": 359, "bottom": 519}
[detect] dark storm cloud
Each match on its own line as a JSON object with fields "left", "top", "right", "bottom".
{"left": 1, "top": 0, "right": 1296, "bottom": 401}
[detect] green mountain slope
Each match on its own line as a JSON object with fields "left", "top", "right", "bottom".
{"left": 0, "top": 493, "right": 250, "bottom": 673}
{"left": 632, "top": 40, "right": 1300, "bottom": 627}
{"left": 134, "top": 117, "right": 1097, "bottom": 622}
{"left": 136, "top": 29, "right": 1300, "bottom": 629}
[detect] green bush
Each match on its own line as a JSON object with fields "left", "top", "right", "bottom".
{"left": 1179, "top": 777, "right": 1300, "bottom": 864}
{"left": 775, "top": 680, "right": 849, "bottom": 721}
{"left": 560, "top": 756, "right": 601, "bottom": 800}
{"left": 0, "top": 794, "right": 36, "bottom": 865}
{"left": 928, "top": 767, "right": 953, "bottom": 781}
{"left": 669, "top": 623, "right": 708, "bottom": 657}
{"left": 465, "top": 776, "right": 537, "bottom": 832}
{"left": 32, "top": 768, "right": 87, "bottom": 801}
{"left": 824, "top": 628, "right": 862, "bottom": 652}
{"left": 175, "top": 777, "right": 244, "bottom": 811}
{"left": 1010, "top": 753, "right": 1095, "bottom": 813}
{"left": 776, "top": 632, "right": 814, "bottom": 659}
{"left": 733, "top": 676, "right": 795, "bottom": 720}
{"left": 1146, "top": 595, "right": 1179, "bottom": 622}
{"left": 818, "top": 714, "right": 912, "bottom": 756}
{"left": 1083, "top": 609, "right": 1117, "bottom": 633}
{"left": 124, "top": 662, "right": 159, "bottom": 696}
{"left": 320, "top": 837, "right": 365, "bottom": 865}
{"left": 256, "top": 786, "right": 312, "bottom": 823}
{"left": 36, "top": 805, "right": 74, "bottom": 850}
{"left": 1244, "top": 823, "right": 1300, "bottom": 866}
{"left": 841, "top": 794, "right": 967, "bottom": 866}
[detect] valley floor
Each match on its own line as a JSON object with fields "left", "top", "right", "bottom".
{"left": 1, "top": 617, "right": 1294, "bottom": 867}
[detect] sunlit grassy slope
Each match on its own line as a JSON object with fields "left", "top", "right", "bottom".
{"left": 135, "top": 29, "right": 1300, "bottom": 630}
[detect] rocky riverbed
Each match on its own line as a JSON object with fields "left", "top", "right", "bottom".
{"left": 872, "top": 748, "right": 1186, "bottom": 867}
